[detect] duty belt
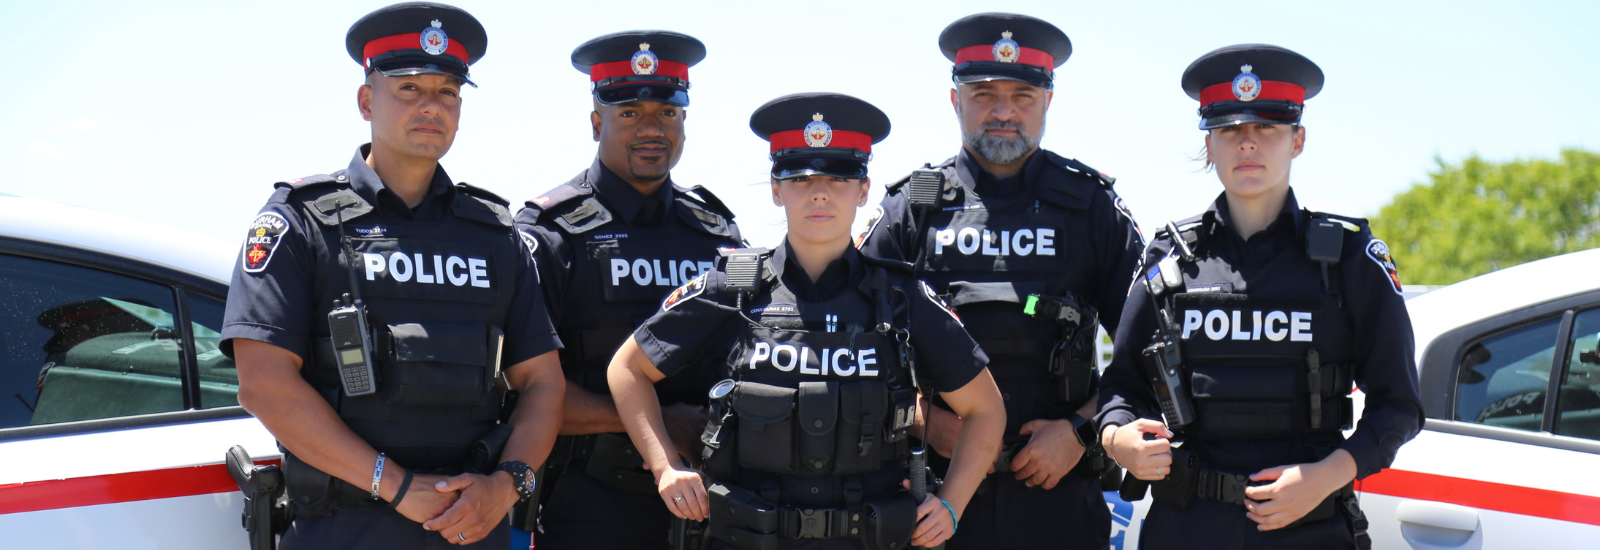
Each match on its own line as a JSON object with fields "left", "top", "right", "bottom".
{"left": 1194, "top": 468, "right": 1255, "bottom": 505}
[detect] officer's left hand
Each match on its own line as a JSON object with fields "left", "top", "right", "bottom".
{"left": 901, "top": 481, "right": 956, "bottom": 547}
{"left": 1010, "top": 419, "right": 1084, "bottom": 490}
{"left": 422, "top": 471, "right": 520, "bottom": 544}
{"left": 1242, "top": 449, "right": 1358, "bottom": 531}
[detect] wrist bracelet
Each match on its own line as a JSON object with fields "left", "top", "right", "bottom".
{"left": 1105, "top": 427, "right": 1123, "bottom": 468}
{"left": 370, "top": 452, "right": 386, "bottom": 500}
{"left": 389, "top": 468, "right": 414, "bottom": 509}
{"left": 938, "top": 498, "right": 959, "bottom": 534}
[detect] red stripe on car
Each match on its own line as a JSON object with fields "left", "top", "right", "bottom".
{"left": 0, "top": 460, "right": 278, "bottom": 515}
{"left": 1359, "top": 468, "right": 1600, "bottom": 527}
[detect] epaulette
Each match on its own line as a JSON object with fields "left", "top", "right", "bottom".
{"left": 1045, "top": 151, "right": 1116, "bottom": 188}
{"left": 1308, "top": 211, "right": 1369, "bottom": 234}
{"left": 675, "top": 185, "right": 737, "bottom": 238}
{"left": 886, "top": 157, "right": 957, "bottom": 191}
{"left": 523, "top": 171, "right": 595, "bottom": 216}
{"left": 1152, "top": 214, "right": 1207, "bottom": 251}
{"left": 860, "top": 254, "right": 916, "bottom": 278}
{"left": 275, "top": 172, "right": 344, "bottom": 190}
{"left": 451, "top": 182, "right": 513, "bottom": 227}
{"left": 678, "top": 185, "right": 736, "bottom": 219}
{"left": 282, "top": 170, "right": 374, "bottom": 226}
{"left": 524, "top": 176, "right": 615, "bottom": 235}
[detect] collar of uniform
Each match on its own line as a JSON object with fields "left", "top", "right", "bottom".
{"left": 955, "top": 147, "right": 1040, "bottom": 201}
{"left": 770, "top": 239, "right": 862, "bottom": 302}
{"left": 1206, "top": 188, "right": 1305, "bottom": 241}
{"left": 348, "top": 143, "right": 455, "bottom": 219}
{"left": 589, "top": 158, "right": 676, "bottom": 226}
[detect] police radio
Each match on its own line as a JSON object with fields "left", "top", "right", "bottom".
{"left": 1140, "top": 309, "right": 1194, "bottom": 430}
{"left": 329, "top": 201, "right": 377, "bottom": 397}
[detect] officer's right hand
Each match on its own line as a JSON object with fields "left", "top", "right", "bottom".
{"left": 1109, "top": 419, "right": 1173, "bottom": 481}
{"left": 657, "top": 466, "right": 709, "bottom": 521}
{"left": 390, "top": 470, "right": 460, "bottom": 524}
{"left": 662, "top": 403, "right": 709, "bottom": 465}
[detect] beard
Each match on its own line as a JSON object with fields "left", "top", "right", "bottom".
{"left": 962, "top": 119, "right": 1044, "bottom": 165}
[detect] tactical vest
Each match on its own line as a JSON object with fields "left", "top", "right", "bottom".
{"left": 285, "top": 171, "right": 522, "bottom": 472}
{"left": 522, "top": 175, "right": 739, "bottom": 406}
{"left": 1158, "top": 211, "right": 1358, "bottom": 443}
{"left": 699, "top": 250, "right": 922, "bottom": 549}
{"left": 893, "top": 153, "right": 1111, "bottom": 413}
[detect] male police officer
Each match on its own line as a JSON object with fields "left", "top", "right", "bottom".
{"left": 856, "top": 13, "right": 1145, "bottom": 550}
{"left": 513, "top": 31, "right": 742, "bottom": 550}
{"left": 222, "top": 4, "right": 565, "bottom": 548}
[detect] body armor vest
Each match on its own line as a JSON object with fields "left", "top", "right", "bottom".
{"left": 1161, "top": 212, "right": 1357, "bottom": 447}
{"left": 288, "top": 172, "right": 521, "bottom": 470}
{"left": 895, "top": 153, "right": 1111, "bottom": 421}
{"left": 522, "top": 175, "right": 739, "bottom": 407}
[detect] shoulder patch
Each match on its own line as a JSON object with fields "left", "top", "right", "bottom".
{"left": 855, "top": 205, "right": 886, "bottom": 248}
{"left": 662, "top": 273, "right": 708, "bottom": 311}
{"left": 920, "top": 280, "right": 962, "bottom": 326}
{"left": 242, "top": 212, "right": 290, "bottom": 273}
{"left": 1113, "top": 196, "right": 1142, "bottom": 239}
{"left": 1365, "top": 239, "right": 1403, "bottom": 294}
{"left": 518, "top": 228, "right": 540, "bottom": 257}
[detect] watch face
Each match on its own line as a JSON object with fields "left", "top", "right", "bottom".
{"left": 1072, "top": 417, "right": 1097, "bottom": 448}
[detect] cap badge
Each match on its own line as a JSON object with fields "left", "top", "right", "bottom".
{"left": 992, "top": 31, "right": 1020, "bottom": 63}
{"left": 1232, "top": 64, "right": 1261, "bottom": 102}
{"left": 804, "top": 113, "right": 833, "bottom": 148}
{"left": 420, "top": 20, "right": 449, "bottom": 56}
{"left": 632, "top": 42, "right": 658, "bottom": 75}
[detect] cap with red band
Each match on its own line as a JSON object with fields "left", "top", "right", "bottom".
{"left": 1181, "top": 44, "right": 1324, "bottom": 130}
{"left": 572, "top": 31, "right": 705, "bottom": 107}
{"left": 345, "top": 3, "right": 487, "bottom": 87}
{"left": 751, "top": 93, "right": 890, "bottom": 180}
{"left": 939, "top": 13, "right": 1072, "bottom": 89}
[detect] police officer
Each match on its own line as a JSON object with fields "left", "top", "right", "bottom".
{"left": 1097, "top": 45, "right": 1424, "bottom": 549}
{"left": 221, "top": 4, "right": 565, "bottom": 548}
{"left": 513, "top": 30, "right": 744, "bottom": 550}
{"left": 855, "top": 13, "right": 1145, "bottom": 550}
{"left": 608, "top": 93, "right": 1007, "bottom": 550}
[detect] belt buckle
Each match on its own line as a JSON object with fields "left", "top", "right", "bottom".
{"left": 795, "top": 508, "right": 832, "bottom": 539}
{"left": 1219, "top": 473, "right": 1251, "bottom": 505}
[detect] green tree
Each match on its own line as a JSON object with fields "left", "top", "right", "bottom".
{"left": 1371, "top": 148, "right": 1600, "bottom": 286}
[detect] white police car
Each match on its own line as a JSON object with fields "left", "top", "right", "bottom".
{"left": 1103, "top": 248, "right": 1600, "bottom": 549}
{"left": 0, "top": 194, "right": 277, "bottom": 549}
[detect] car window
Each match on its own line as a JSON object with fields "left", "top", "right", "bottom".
{"left": 1557, "top": 308, "right": 1600, "bottom": 441}
{"left": 0, "top": 254, "right": 184, "bottom": 429}
{"left": 1454, "top": 317, "right": 1561, "bottom": 432}
{"left": 187, "top": 293, "right": 239, "bottom": 408}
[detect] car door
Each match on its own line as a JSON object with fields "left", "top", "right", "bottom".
{"left": 1358, "top": 291, "right": 1600, "bottom": 549}
{"left": 0, "top": 239, "right": 276, "bottom": 550}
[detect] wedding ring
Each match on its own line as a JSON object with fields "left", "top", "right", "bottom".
{"left": 458, "top": 533, "right": 468, "bottom": 542}
{"left": 673, "top": 496, "right": 684, "bottom": 502}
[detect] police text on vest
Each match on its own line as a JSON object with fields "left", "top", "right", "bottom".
{"left": 362, "top": 252, "right": 491, "bottom": 288}
{"left": 933, "top": 227, "right": 1056, "bottom": 256}
{"left": 747, "top": 342, "right": 879, "bottom": 377}
{"left": 1181, "top": 309, "right": 1312, "bottom": 342}
{"left": 611, "top": 259, "right": 716, "bottom": 288}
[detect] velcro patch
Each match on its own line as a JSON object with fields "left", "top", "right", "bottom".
{"left": 662, "top": 273, "right": 708, "bottom": 311}
{"left": 921, "top": 280, "right": 961, "bottom": 326}
{"left": 241, "top": 212, "right": 289, "bottom": 273}
{"left": 1365, "top": 239, "right": 1402, "bottom": 294}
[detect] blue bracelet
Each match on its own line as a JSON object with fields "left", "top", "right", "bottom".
{"left": 938, "top": 498, "right": 959, "bottom": 534}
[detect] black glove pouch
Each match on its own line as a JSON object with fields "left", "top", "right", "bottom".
{"left": 798, "top": 381, "right": 840, "bottom": 474}
{"left": 707, "top": 482, "right": 781, "bottom": 550}
{"left": 584, "top": 432, "right": 655, "bottom": 493}
{"left": 861, "top": 490, "right": 918, "bottom": 550}
{"left": 1149, "top": 448, "right": 1198, "bottom": 510}
{"left": 467, "top": 422, "right": 512, "bottom": 475}
{"left": 282, "top": 451, "right": 339, "bottom": 516}
{"left": 733, "top": 382, "right": 798, "bottom": 474}
{"left": 836, "top": 381, "right": 889, "bottom": 474}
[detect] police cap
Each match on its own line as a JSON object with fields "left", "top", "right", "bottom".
{"left": 572, "top": 31, "right": 706, "bottom": 107}
{"left": 750, "top": 93, "right": 890, "bottom": 180}
{"left": 939, "top": 13, "right": 1071, "bottom": 89}
{"left": 1181, "top": 44, "right": 1324, "bottom": 130}
{"left": 346, "top": 2, "right": 487, "bottom": 87}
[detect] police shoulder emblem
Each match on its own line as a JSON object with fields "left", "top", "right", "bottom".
{"left": 242, "top": 212, "right": 290, "bottom": 273}
{"left": 1365, "top": 239, "right": 1403, "bottom": 295}
{"left": 855, "top": 205, "right": 885, "bottom": 248}
{"left": 662, "top": 273, "right": 707, "bottom": 311}
{"left": 992, "top": 31, "right": 1020, "bottom": 63}
{"left": 1232, "top": 64, "right": 1261, "bottom": 102}
{"left": 420, "top": 20, "right": 449, "bottom": 56}
{"left": 518, "top": 229, "right": 540, "bottom": 259}
{"left": 804, "top": 113, "right": 833, "bottom": 148}
{"left": 920, "top": 280, "right": 961, "bottom": 326}
{"left": 632, "top": 42, "right": 658, "bottom": 76}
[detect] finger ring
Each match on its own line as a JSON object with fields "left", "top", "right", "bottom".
{"left": 458, "top": 533, "right": 467, "bottom": 542}
{"left": 673, "top": 496, "right": 684, "bottom": 502}
{"left": 1156, "top": 467, "right": 1165, "bottom": 475}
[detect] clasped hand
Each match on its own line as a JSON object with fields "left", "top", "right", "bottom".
{"left": 390, "top": 469, "right": 520, "bottom": 545}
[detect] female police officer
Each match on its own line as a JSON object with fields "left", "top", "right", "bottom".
{"left": 1096, "top": 45, "right": 1423, "bottom": 549}
{"left": 607, "top": 93, "right": 1006, "bottom": 550}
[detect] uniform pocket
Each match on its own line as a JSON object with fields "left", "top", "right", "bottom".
{"left": 384, "top": 323, "right": 490, "bottom": 406}
{"left": 797, "top": 381, "right": 838, "bottom": 474}
{"left": 732, "top": 382, "right": 797, "bottom": 474}
{"left": 835, "top": 380, "right": 889, "bottom": 474}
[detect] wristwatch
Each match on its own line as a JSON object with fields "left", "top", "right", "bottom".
{"left": 1069, "top": 414, "right": 1098, "bottom": 449}
{"left": 497, "top": 461, "right": 536, "bottom": 501}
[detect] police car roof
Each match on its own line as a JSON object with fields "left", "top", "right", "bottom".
{"left": 0, "top": 195, "right": 235, "bottom": 285}
{"left": 1406, "top": 247, "right": 1600, "bottom": 365}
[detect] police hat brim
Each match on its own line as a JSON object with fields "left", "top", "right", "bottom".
{"left": 1197, "top": 99, "right": 1304, "bottom": 130}
{"left": 772, "top": 157, "right": 870, "bottom": 180}
{"left": 595, "top": 82, "right": 690, "bottom": 107}
{"left": 371, "top": 54, "right": 477, "bottom": 87}
{"left": 952, "top": 62, "right": 1054, "bottom": 89}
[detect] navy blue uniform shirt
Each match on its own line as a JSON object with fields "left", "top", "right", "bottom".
{"left": 634, "top": 242, "right": 986, "bottom": 394}
{"left": 1097, "top": 190, "right": 1424, "bottom": 479}
{"left": 220, "top": 145, "right": 561, "bottom": 366}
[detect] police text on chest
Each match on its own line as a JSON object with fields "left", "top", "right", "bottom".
{"left": 611, "top": 258, "right": 715, "bottom": 287}
{"left": 1181, "top": 309, "right": 1313, "bottom": 342}
{"left": 362, "top": 251, "right": 491, "bottom": 287}
{"left": 932, "top": 226, "right": 1056, "bottom": 257}
{"left": 746, "top": 342, "right": 881, "bottom": 377}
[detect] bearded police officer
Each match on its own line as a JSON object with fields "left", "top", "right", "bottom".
{"left": 608, "top": 93, "right": 1007, "bottom": 550}
{"left": 513, "top": 31, "right": 743, "bottom": 550}
{"left": 1098, "top": 45, "right": 1423, "bottom": 549}
{"left": 856, "top": 13, "right": 1145, "bottom": 550}
{"left": 221, "top": 4, "right": 564, "bottom": 548}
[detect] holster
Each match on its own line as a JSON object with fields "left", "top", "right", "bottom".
{"left": 583, "top": 432, "right": 656, "bottom": 493}
{"left": 705, "top": 482, "right": 916, "bottom": 550}
{"left": 467, "top": 423, "right": 512, "bottom": 475}
{"left": 226, "top": 446, "right": 292, "bottom": 550}
{"left": 1030, "top": 294, "right": 1099, "bottom": 406}
{"left": 670, "top": 516, "right": 711, "bottom": 550}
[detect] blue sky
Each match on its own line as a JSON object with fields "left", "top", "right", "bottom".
{"left": 5, "top": 0, "right": 1597, "bottom": 251}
